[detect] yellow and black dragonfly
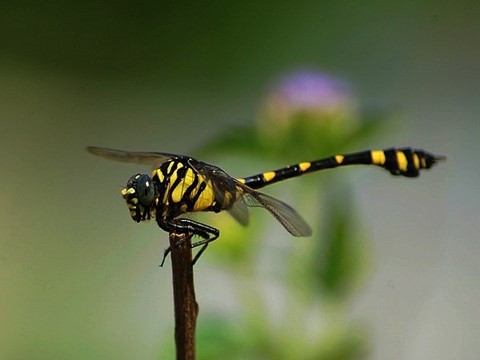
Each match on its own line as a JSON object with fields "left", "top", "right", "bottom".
{"left": 87, "top": 146, "right": 444, "bottom": 265}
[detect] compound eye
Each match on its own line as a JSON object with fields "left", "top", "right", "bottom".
{"left": 136, "top": 174, "right": 155, "bottom": 206}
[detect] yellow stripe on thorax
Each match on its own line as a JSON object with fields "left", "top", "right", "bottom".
{"left": 153, "top": 168, "right": 165, "bottom": 182}
{"left": 166, "top": 160, "right": 177, "bottom": 173}
{"left": 193, "top": 180, "right": 215, "bottom": 211}
{"left": 188, "top": 171, "right": 205, "bottom": 200}
{"left": 335, "top": 155, "right": 344, "bottom": 164}
{"left": 171, "top": 167, "right": 195, "bottom": 203}
{"left": 167, "top": 162, "right": 182, "bottom": 186}
{"left": 162, "top": 162, "right": 183, "bottom": 205}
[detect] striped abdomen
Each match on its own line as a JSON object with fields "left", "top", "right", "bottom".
{"left": 239, "top": 148, "right": 445, "bottom": 190}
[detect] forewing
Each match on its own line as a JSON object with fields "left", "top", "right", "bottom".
{"left": 242, "top": 189, "right": 312, "bottom": 237}
{"left": 86, "top": 146, "right": 176, "bottom": 168}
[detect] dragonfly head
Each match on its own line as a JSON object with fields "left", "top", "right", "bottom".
{"left": 121, "top": 173, "right": 156, "bottom": 222}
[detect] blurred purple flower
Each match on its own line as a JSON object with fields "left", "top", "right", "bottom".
{"left": 277, "top": 70, "right": 351, "bottom": 109}
{"left": 259, "top": 69, "right": 357, "bottom": 129}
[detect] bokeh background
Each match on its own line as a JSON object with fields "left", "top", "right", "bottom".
{"left": 1, "top": 1, "right": 478, "bottom": 359}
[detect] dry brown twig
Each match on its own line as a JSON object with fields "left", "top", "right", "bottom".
{"left": 168, "top": 232, "right": 199, "bottom": 360}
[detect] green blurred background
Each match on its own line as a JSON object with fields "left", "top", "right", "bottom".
{"left": 1, "top": 1, "right": 478, "bottom": 359}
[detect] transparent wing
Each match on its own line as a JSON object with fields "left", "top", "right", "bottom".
{"left": 227, "top": 198, "right": 250, "bottom": 226}
{"left": 86, "top": 146, "right": 178, "bottom": 168}
{"left": 242, "top": 187, "right": 312, "bottom": 237}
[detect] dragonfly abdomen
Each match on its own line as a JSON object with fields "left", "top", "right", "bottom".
{"left": 240, "top": 147, "right": 444, "bottom": 190}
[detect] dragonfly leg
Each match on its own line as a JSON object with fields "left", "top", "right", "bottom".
{"left": 158, "top": 218, "right": 219, "bottom": 267}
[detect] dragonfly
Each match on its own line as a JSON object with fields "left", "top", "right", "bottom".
{"left": 87, "top": 146, "right": 444, "bottom": 265}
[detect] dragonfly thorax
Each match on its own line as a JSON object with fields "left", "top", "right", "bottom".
{"left": 151, "top": 159, "right": 223, "bottom": 218}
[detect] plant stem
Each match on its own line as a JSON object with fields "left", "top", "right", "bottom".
{"left": 169, "top": 232, "right": 198, "bottom": 360}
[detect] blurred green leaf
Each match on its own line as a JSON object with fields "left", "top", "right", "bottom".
{"left": 310, "top": 182, "right": 367, "bottom": 299}
{"left": 197, "top": 316, "right": 244, "bottom": 360}
{"left": 202, "top": 213, "right": 261, "bottom": 268}
{"left": 309, "top": 324, "right": 370, "bottom": 360}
